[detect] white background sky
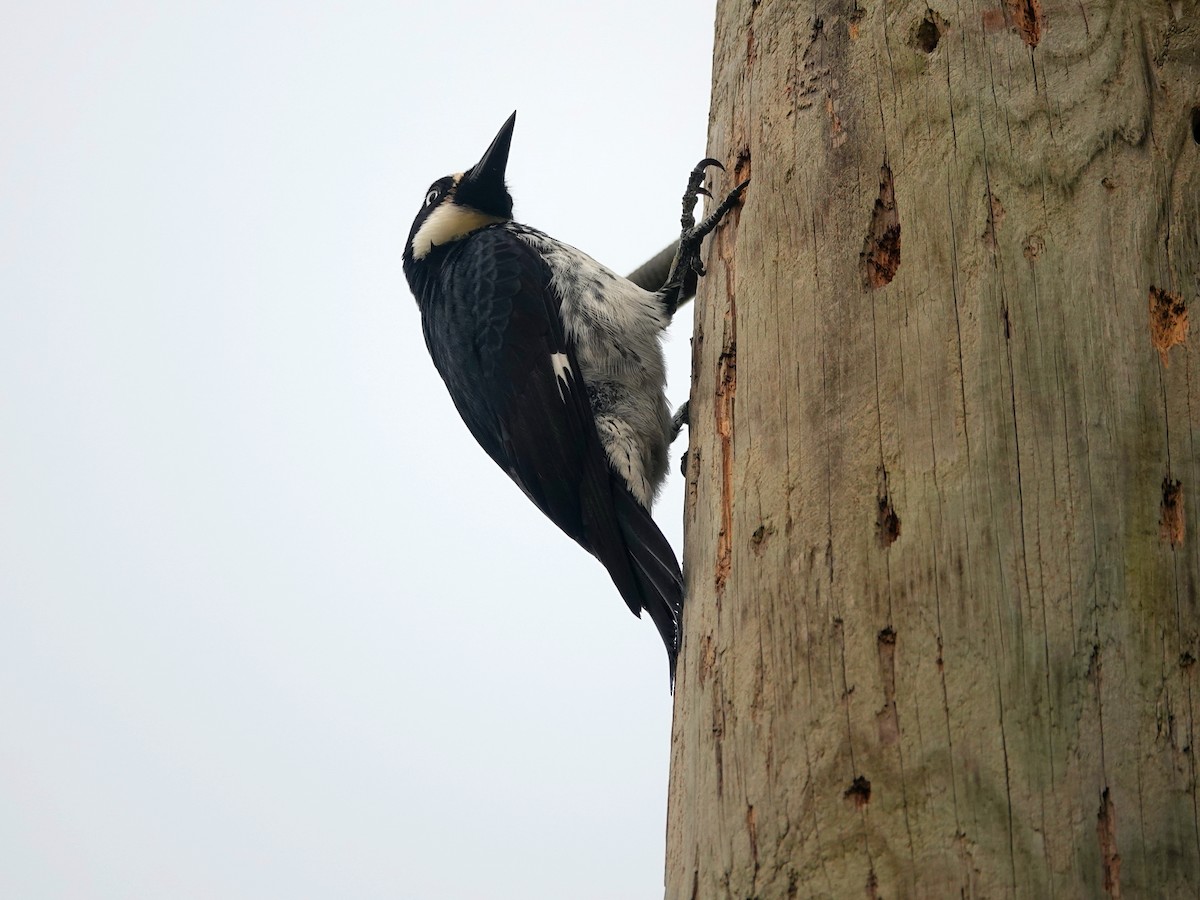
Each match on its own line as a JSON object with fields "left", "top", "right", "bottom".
{"left": 1, "top": 2, "right": 717, "bottom": 897}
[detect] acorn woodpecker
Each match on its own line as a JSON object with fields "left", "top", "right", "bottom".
{"left": 402, "top": 112, "right": 746, "bottom": 679}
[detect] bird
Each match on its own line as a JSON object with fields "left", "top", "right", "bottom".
{"left": 402, "top": 111, "right": 747, "bottom": 680}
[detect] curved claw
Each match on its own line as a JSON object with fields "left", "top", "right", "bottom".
{"left": 696, "top": 157, "right": 725, "bottom": 171}
{"left": 696, "top": 186, "right": 713, "bottom": 198}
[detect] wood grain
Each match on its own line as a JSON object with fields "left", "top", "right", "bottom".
{"left": 667, "top": 2, "right": 1200, "bottom": 896}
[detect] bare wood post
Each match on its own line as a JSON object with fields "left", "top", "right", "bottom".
{"left": 667, "top": 3, "right": 1200, "bottom": 896}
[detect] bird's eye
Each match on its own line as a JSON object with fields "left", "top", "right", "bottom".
{"left": 424, "top": 189, "right": 440, "bottom": 207}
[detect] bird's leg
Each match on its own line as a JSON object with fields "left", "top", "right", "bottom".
{"left": 657, "top": 159, "right": 749, "bottom": 316}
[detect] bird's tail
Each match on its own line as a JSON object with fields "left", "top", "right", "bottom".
{"left": 609, "top": 485, "right": 685, "bottom": 684}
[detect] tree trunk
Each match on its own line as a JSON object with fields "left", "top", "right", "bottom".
{"left": 667, "top": 2, "right": 1200, "bottom": 896}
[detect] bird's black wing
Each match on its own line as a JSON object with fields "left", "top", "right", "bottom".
{"left": 419, "top": 226, "right": 681, "bottom": 672}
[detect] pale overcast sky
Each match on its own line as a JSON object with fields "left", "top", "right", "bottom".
{"left": 0, "top": 2, "right": 716, "bottom": 898}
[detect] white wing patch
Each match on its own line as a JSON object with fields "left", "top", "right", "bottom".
{"left": 550, "top": 352, "right": 572, "bottom": 401}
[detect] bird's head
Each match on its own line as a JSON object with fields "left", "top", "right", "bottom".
{"left": 404, "top": 112, "right": 516, "bottom": 265}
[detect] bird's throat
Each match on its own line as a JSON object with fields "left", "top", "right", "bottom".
{"left": 410, "top": 203, "right": 506, "bottom": 260}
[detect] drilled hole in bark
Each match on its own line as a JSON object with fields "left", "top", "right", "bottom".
{"left": 877, "top": 495, "right": 901, "bottom": 547}
{"left": 751, "top": 522, "right": 775, "bottom": 556}
{"left": 1161, "top": 478, "right": 1185, "bottom": 547}
{"left": 734, "top": 147, "right": 752, "bottom": 185}
{"left": 1192, "top": 107, "right": 1200, "bottom": 145}
{"left": 861, "top": 163, "right": 900, "bottom": 289}
{"left": 1004, "top": 0, "right": 1044, "bottom": 48}
{"left": 844, "top": 775, "right": 871, "bottom": 807}
{"left": 915, "top": 19, "right": 939, "bottom": 51}
{"left": 911, "top": 10, "right": 946, "bottom": 53}
{"left": 1149, "top": 286, "right": 1188, "bottom": 367}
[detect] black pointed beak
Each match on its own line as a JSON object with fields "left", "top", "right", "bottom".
{"left": 457, "top": 111, "right": 516, "bottom": 218}
{"left": 469, "top": 112, "right": 516, "bottom": 188}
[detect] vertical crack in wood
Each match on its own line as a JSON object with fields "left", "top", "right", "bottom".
{"left": 877, "top": 466, "right": 902, "bottom": 547}
{"left": 876, "top": 627, "right": 900, "bottom": 745}
{"left": 714, "top": 206, "right": 741, "bottom": 595}
{"left": 996, "top": 686, "right": 1020, "bottom": 892}
{"left": 698, "top": 632, "right": 716, "bottom": 688}
{"left": 712, "top": 686, "right": 726, "bottom": 798}
{"left": 1097, "top": 787, "right": 1123, "bottom": 898}
{"left": 714, "top": 296, "right": 736, "bottom": 595}
{"left": 746, "top": 804, "right": 759, "bottom": 874}
{"left": 945, "top": 179, "right": 971, "bottom": 463}
{"left": 983, "top": 190, "right": 1006, "bottom": 255}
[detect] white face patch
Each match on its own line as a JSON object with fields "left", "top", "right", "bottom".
{"left": 410, "top": 202, "right": 507, "bottom": 260}
{"left": 550, "top": 352, "right": 572, "bottom": 401}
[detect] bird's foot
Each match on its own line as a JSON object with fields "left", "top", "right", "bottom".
{"left": 670, "top": 401, "right": 689, "bottom": 442}
{"left": 676, "top": 159, "right": 748, "bottom": 278}
{"left": 670, "top": 401, "right": 690, "bottom": 476}
{"left": 659, "top": 160, "right": 749, "bottom": 315}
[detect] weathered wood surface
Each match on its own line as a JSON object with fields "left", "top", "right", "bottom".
{"left": 667, "top": 2, "right": 1200, "bottom": 896}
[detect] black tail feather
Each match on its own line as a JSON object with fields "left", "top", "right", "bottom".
{"left": 610, "top": 485, "right": 684, "bottom": 682}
